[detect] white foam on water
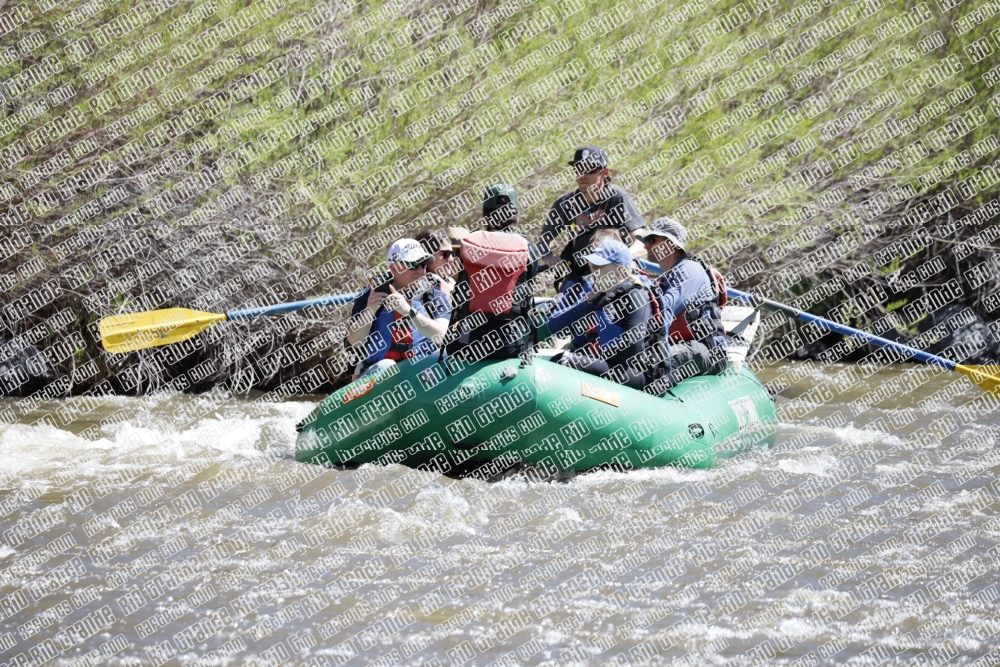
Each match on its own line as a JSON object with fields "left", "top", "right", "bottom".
{"left": 187, "top": 417, "right": 265, "bottom": 454}
{"left": 777, "top": 451, "right": 839, "bottom": 477}
{"left": 922, "top": 488, "right": 989, "bottom": 514}
{"left": 570, "top": 464, "right": 716, "bottom": 488}
{"left": 544, "top": 507, "right": 582, "bottom": 525}
{"left": 774, "top": 617, "right": 820, "bottom": 641}
{"left": 795, "top": 586, "right": 858, "bottom": 609}
{"left": 676, "top": 621, "right": 744, "bottom": 642}
{"left": 0, "top": 544, "right": 15, "bottom": 560}
{"left": 953, "top": 630, "right": 984, "bottom": 653}
{"left": 836, "top": 599, "right": 915, "bottom": 647}
{"left": 778, "top": 420, "right": 904, "bottom": 449}
{"left": 0, "top": 397, "right": 315, "bottom": 483}
{"left": 537, "top": 626, "right": 572, "bottom": 648}
{"left": 872, "top": 460, "right": 916, "bottom": 477}
{"left": 830, "top": 424, "right": 906, "bottom": 447}
{"left": 0, "top": 423, "right": 116, "bottom": 477}
{"left": 373, "top": 499, "right": 473, "bottom": 544}
{"left": 409, "top": 485, "right": 485, "bottom": 531}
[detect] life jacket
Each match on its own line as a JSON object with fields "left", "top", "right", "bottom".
{"left": 364, "top": 291, "right": 437, "bottom": 365}
{"left": 552, "top": 276, "right": 595, "bottom": 350}
{"left": 577, "top": 281, "right": 659, "bottom": 362}
{"left": 462, "top": 230, "right": 530, "bottom": 314}
{"left": 666, "top": 256, "right": 727, "bottom": 343}
{"left": 447, "top": 230, "right": 532, "bottom": 359}
{"left": 560, "top": 208, "right": 622, "bottom": 279}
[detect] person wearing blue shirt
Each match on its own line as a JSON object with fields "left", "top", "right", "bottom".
{"left": 547, "top": 239, "right": 653, "bottom": 390}
{"left": 636, "top": 217, "right": 729, "bottom": 395}
{"left": 346, "top": 239, "right": 452, "bottom": 380}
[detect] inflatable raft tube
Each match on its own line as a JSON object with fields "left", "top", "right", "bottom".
{"left": 294, "top": 351, "right": 777, "bottom": 473}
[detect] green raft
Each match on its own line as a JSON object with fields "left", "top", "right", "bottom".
{"left": 294, "top": 346, "right": 778, "bottom": 474}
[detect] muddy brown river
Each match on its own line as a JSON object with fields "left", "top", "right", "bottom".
{"left": 1, "top": 361, "right": 998, "bottom": 666}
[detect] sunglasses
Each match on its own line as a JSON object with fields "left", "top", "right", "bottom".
{"left": 574, "top": 165, "right": 604, "bottom": 176}
{"left": 437, "top": 250, "right": 454, "bottom": 260}
{"left": 402, "top": 260, "right": 428, "bottom": 271}
{"left": 640, "top": 235, "right": 667, "bottom": 245}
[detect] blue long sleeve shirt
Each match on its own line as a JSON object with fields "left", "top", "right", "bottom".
{"left": 653, "top": 258, "right": 727, "bottom": 353}
{"left": 655, "top": 258, "right": 716, "bottom": 321}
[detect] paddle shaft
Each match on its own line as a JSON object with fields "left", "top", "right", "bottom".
{"left": 233, "top": 256, "right": 574, "bottom": 321}
{"left": 226, "top": 293, "right": 360, "bottom": 320}
{"left": 726, "top": 287, "right": 957, "bottom": 370}
{"left": 635, "top": 258, "right": 960, "bottom": 370}
{"left": 567, "top": 258, "right": 954, "bottom": 373}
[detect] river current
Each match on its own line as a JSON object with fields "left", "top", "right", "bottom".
{"left": 1, "top": 361, "right": 998, "bottom": 666}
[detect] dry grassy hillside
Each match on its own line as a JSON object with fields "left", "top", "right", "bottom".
{"left": 1, "top": 0, "right": 998, "bottom": 396}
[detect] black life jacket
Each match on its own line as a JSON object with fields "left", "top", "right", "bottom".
{"left": 577, "top": 280, "right": 660, "bottom": 362}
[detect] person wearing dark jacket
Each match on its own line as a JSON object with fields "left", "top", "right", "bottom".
{"left": 547, "top": 239, "right": 652, "bottom": 390}
{"left": 446, "top": 184, "right": 539, "bottom": 361}
{"left": 540, "top": 146, "right": 645, "bottom": 298}
{"left": 637, "top": 217, "right": 729, "bottom": 395}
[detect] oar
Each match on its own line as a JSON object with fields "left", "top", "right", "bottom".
{"left": 101, "top": 251, "right": 575, "bottom": 354}
{"left": 100, "top": 293, "right": 360, "bottom": 354}
{"left": 726, "top": 286, "right": 1000, "bottom": 395}
{"left": 638, "top": 259, "right": 1000, "bottom": 394}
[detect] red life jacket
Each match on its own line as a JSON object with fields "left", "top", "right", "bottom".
{"left": 447, "top": 230, "right": 533, "bottom": 360}
{"left": 667, "top": 259, "right": 727, "bottom": 343}
{"left": 460, "top": 231, "right": 530, "bottom": 314}
{"left": 384, "top": 311, "right": 415, "bottom": 362}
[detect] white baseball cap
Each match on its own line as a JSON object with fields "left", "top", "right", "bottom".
{"left": 387, "top": 238, "right": 432, "bottom": 263}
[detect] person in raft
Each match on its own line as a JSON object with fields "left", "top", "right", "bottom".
{"left": 445, "top": 183, "right": 540, "bottom": 362}
{"left": 637, "top": 217, "right": 729, "bottom": 395}
{"left": 551, "top": 227, "right": 620, "bottom": 351}
{"left": 414, "top": 226, "right": 469, "bottom": 300}
{"left": 539, "top": 146, "right": 645, "bottom": 300}
{"left": 547, "top": 239, "right": 656, "bottom": 390}
{"left": 345, "top": 239, "right": 452, "bottom": 380}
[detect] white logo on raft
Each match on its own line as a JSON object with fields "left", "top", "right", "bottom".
{"left": 729, "top": 396, "right": 761, "bottom": 433}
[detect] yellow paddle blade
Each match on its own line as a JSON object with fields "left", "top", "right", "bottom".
{"left": 100, "top": 308, "right": 227, "bottom": 354}
{"left": 956, "top": 364, "right": 1000, "bottom": 396}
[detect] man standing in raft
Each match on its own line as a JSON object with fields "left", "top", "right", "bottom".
{"left": 345, "top": 239, "right": 452, "bottom": 380}
{"left": 637, "top": 217, "right": 729, "bottom": 395}
{"left": 539, "top": 146, "right": 645, "bottom": 298}
{"left": 445, "top": 184, "right": 538, "bottom": 362}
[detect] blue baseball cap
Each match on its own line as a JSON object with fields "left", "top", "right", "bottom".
{"left": 583, "top": 239, "right": 632, "bottom": 267}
